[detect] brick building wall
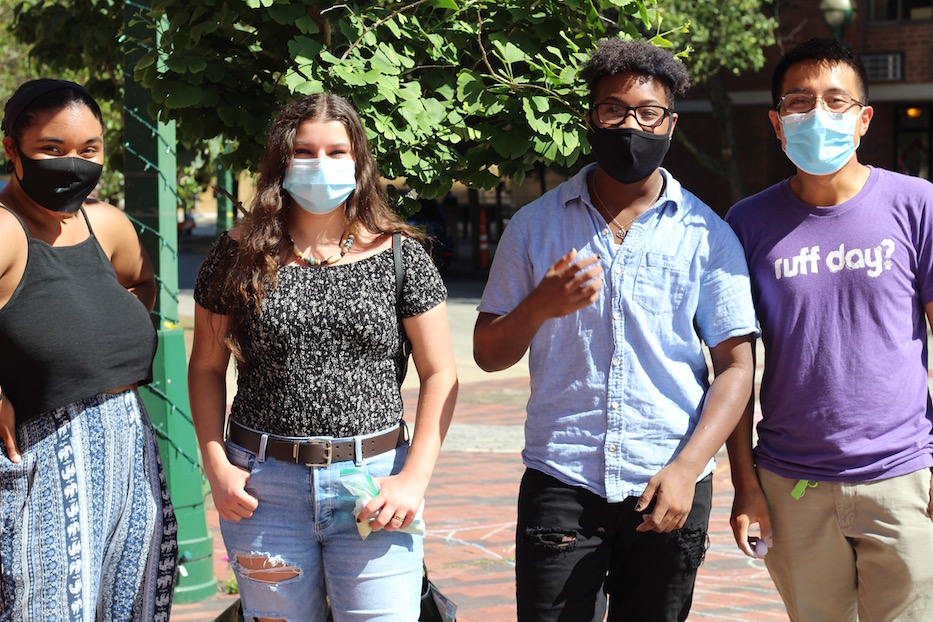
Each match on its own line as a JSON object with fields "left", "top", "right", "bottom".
{"left": 859, "top": 21, "right": 933, "bottom": 83}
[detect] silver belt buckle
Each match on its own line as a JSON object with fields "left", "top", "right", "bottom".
{"left": 292, "top": 439, "right": 332, "bottom": 467}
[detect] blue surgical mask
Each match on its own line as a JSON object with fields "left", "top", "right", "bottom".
{"left": 780, "top": 108, "right": 860, "bottom": 176}
{"left": 283, "top": 158, "right": 356, "bottom": 214}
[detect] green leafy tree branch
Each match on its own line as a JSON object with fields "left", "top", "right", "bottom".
{"left": 5, "top": 1, "right": 715, "bottom": 217}
{"left": 6, "top": 0, "right": 222, "bottom": 208}
{"left": 658, "top": 0, "right": 779, "bottom": 204}
{"left": 133, "top": 0, "right": 677, "bottom": 212}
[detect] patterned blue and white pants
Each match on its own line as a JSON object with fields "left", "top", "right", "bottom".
{"left": 0, "top": 389, "right": 177, "bottom": 621}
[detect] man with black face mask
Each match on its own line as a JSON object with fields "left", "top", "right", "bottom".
{"left": 0, "top": 79, "right": 176, "bottom": 620}
{"left": 473, "top": 39, "right": 758, "bottom": 622}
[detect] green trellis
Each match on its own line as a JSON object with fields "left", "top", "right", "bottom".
{"left": 124, "top": 0, "right": 216, "bottom": 604}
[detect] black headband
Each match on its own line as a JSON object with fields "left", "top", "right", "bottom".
{"left": 2, "top": 79, "right": 93, "bottom": 136}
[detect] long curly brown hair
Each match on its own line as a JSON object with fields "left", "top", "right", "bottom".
{"left": 212, "top": 93, "right": 420, "bottom": 365}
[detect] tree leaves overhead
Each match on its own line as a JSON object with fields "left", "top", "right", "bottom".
{"left": 133, "top": 0, "right": 668, "bottom": 202}
{"left": 657, "top": 0, "right": 777, "bottom": 83}
{"left": 5, "top": 0, "right": 131, "bottom": 199}
{"left": 5, "top": 0, "right": 219, "bottom": 204}
{"left": 655, "top": 0, "right": 778, "bottom": 205}
{"left": 5, "top": 0, "right": 696, "bottom": 210}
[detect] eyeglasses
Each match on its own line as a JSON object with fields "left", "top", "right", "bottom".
{"left": 590, "top": 103, "right": 672, "bottom": 130}
{"left": 778, "top": 93, "right": 866, "bottom": 115}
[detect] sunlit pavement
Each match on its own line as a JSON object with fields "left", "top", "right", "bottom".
{"left": 170, "top": 267, "right": 787, "bottom": 621}
{"left": 170, "top": 376, "right": 788, "bottom": 621}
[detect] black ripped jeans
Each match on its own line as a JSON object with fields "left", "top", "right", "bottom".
{"left": 515, "top": 468, "right": 713, "bottom": 622}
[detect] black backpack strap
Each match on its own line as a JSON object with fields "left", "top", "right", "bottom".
{"left": 393, "top": 232, "right": 412, "bottom": 384}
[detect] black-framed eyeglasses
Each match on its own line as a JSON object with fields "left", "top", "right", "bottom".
{"left": 777, "top": 93, "right": 866, "bottom": 115}
{"left": 590, "top": 103, "right": 672, "bottom": 130}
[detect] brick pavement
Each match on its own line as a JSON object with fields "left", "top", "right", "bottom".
{"left": 170, "top": 374, "right": 787, "bottom": 621}
{"left": 415, "top": 377, "right": 788, "bottom": 622}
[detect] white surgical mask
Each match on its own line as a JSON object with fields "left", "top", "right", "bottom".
{"left": 283, "top": 158, "right": 356, "bottom": 214}
{"left": 780, "top": 108, "right": 860, "bottom": 176}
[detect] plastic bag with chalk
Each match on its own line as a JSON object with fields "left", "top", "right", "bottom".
{"left": 340, "top": 466, "right": 426, "bottom": 539}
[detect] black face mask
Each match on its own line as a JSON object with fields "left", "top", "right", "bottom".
{"left": 587, "top": 125, "right": 671, "bottom": 184}
{"left": 15, "top": 150, "right": 103, "bottom": 214}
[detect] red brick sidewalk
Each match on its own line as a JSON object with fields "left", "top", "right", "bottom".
{"left": 170, "top": 376, "right": 787, "bottom": 621}
{"left": 414, "top": 377, "right": 788, "bottom": 622}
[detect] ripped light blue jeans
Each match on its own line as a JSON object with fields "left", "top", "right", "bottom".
{"left": 220, "top": 438, "right": 422, "bottom": 622}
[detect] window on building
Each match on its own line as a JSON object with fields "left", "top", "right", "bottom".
{"left": 896, "top": 105, "right": 931, "bottom": 180}
{"left": 870, "top": 0, "right": 933, "bottom": 20}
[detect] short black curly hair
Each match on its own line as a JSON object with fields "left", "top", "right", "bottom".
{"left": 579, "top": 38, "right": 691, "bottom": 107}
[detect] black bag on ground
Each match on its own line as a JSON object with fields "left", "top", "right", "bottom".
{"left": 421, "top": 564, "right": 457, "bottom": 622}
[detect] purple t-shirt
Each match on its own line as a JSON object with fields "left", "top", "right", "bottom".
{"left": 727, "top": 166, "right": 933, "bottom": 481}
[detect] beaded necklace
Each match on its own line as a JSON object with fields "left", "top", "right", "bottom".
{"left": 289, "top": 232, "right": 354, "bottom": 266}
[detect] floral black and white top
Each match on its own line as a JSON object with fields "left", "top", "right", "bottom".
{"left": 194, "top": 233, "right": 446, "bottom": 438}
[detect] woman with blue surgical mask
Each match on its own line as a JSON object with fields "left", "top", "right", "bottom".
{"left": 189, "top": 93, "right": 458, "bottom": 621}
{"left": 284, "top": 157, "right": 357, "bottom": 215}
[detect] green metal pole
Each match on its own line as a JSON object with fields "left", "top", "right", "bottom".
{"left": 124, "top": 2, "right": 216, "bottom": 604}
{"left": 215, "top": 161, "right": 235, "bottom": 237}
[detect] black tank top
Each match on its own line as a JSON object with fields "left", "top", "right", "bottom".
{"left": 0, "top": 206, "right": 156, "bottom": 422}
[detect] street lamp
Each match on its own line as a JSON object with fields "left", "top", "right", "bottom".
{"left": 820, "top": 0, "right": 857, "bottom": 39}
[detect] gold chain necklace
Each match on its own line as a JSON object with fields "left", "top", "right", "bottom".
{"left": 591, "top": 178, "right": 663, "bottom": 241}
{"left": 289, "top": 232, "right": 354, "bottom": 266}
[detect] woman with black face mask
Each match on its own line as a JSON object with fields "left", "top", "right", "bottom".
{"left": 0, "top": 79, "right": 177, "bottom": 620}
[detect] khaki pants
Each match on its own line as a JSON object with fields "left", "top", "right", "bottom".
{"left": 759, "top": 467, "right": 933, "bottom": 622}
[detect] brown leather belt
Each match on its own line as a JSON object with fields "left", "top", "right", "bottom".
{"left": 227, "top": 419, "right": 408, "bottom": 466}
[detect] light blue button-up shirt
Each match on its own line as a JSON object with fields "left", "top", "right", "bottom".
{"left": 478, "top": 164, "right": 757, "bottom": 502}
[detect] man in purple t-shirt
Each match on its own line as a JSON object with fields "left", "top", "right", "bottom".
{"left": 726, "top": 38, "right": 933, "bottom": 621}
